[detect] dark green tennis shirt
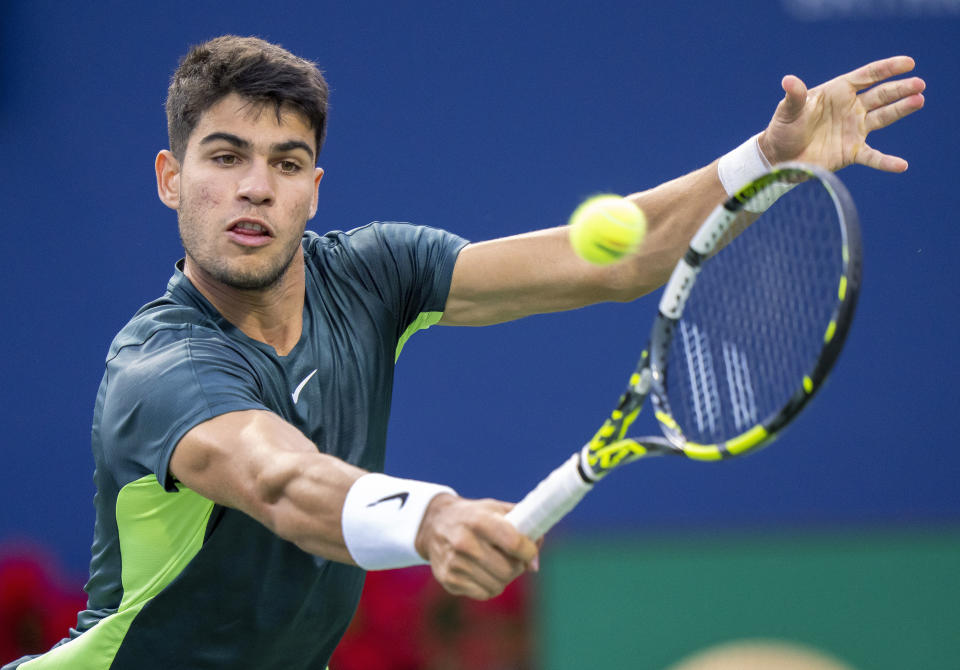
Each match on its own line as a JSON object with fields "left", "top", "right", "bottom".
{"left": 6, "top": 223, "right": 467, "bottom": 670}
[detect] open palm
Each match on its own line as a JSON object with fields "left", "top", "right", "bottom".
{"left": 759, "top": 56, "right": 925, "bottom": 173}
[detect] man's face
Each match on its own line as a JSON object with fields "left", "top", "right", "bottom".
{"left": 170, "top": 94, "right": 323, "bottom": 291}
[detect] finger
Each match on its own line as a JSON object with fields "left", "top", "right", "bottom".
{"left": 458, "top": 542, "right": 530, "bottom": 598}
{"left": 462, "top": 514, "right": 532, "bottom": 579}
{"left": 865, "top": 92, "right": 925, "bottom": 133}
{"left": 433, "top": 539, "right": 517, "bottom": 599}
{"left": 482, "top": 545, "right": 527, "bottom": 584}
{"left": 777, "top": 74, "right": 808, "bottom": 122}
{"left": 485, "top": 499, "right": 515, "bottom": 516}
{"left": 855, "top": 143, "right": 909, "bottom": 173}
{"left": 458, "top": 560, "right": 512, "bottom": 599}
{"left": 472, "top": 516, "right": 538, "bottom": 583}
{"left": 479, "top": 513, "right": 539, "bottom": 565}
{"left": 530, "top": 536, "right": 544, "bottom": 572}
{"left": 475, "top": 498, "right": 540, "bottom": 561}
{"left": 843, "top": 55, "right": 916, "bottom": 91}
{"left": 858, "top": 76, "right": 926, "bottom": 113}
{"left": 439, "top": 563, "right": 505, "bottom": 600}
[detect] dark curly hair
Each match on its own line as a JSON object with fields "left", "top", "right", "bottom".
{"left": 165, "top": 35, "right": 329, "bottom": 162}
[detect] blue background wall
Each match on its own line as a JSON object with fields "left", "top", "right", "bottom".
{"left": 1, "top": 1, "right": 958, "bottom": 578}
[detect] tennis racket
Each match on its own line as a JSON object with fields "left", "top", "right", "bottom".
{"left": 506, "top": 163, "right": 862, "bottom": 540}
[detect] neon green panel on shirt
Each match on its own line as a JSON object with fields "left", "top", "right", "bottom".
{"left": 395, "top": 311, "right": 444, "bottom": 361}
{"left": 22, "top": 476, "right": 214, "bottom": 669}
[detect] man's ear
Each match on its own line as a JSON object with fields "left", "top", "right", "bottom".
{"left": 309, "top": 166, "right": 324, "bottom": 218}
{"left": 156, "top": 150, "right": 182, "bottom": 210}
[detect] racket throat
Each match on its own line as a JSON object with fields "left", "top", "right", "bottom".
{"left": 576, "top": 450, "right": 602, "bottom": 484}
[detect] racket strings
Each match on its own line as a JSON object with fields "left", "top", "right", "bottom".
{"left": 666, "top": 178, "right": 845, "bottom": 445}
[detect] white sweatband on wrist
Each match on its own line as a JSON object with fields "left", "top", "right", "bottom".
{"left": 718, "top": 133, "right": 771, "bottom": 198}
{"left": 718, "top": 133, "right": 795, "bottom": 213}
{"left": 341, "top": 473, "right": 456, "bottom": 570}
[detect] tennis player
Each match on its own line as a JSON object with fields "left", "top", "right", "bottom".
{"left": 3, "top": 36, "right": 923, "bottom": 670}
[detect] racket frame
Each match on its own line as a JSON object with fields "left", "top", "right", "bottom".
{"left": 507, "top": 163, "right": 862, "bottom": 539}
{"left": 649, "top": 163, "right": 861, "bottom": 461}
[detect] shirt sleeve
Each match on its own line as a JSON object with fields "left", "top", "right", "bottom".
{"left": 98, "top": 325, "right": 269, "bottom": 491}
{"left": 315, "top": 222, "right": 469, "bottom": 336}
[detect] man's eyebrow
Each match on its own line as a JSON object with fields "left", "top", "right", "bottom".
{"left": 199, "top": 132, "right": 251, "bottom": 150}
{"left": 272, "top": 140, "right": 315, "bottom": 162}
{"left": 198, "top": 133, "right": 314, "bottom": 162}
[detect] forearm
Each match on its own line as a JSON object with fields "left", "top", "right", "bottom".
{"left": 441, "top": 227, "right": 620, "bottom": 325}
{"left": 256, "top": 450, "right": 364, "bottom": 562}
{"left": 170, "top": 410, "right": 365, "bottom": 564}
{"left": 619, "top": 159, "right": 725, "bottom": 299}
{"left": 441, "top": 159, "right": 725, "bottom": 326}
{"left": 274, "top": 464, "right": 537, "bottom": 597}
{"left": 171, "top": 410, "right": 484, "bottom": 574}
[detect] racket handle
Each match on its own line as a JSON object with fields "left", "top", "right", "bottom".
{"left": 506, "top": 453, "right": 594, "bottom": 540}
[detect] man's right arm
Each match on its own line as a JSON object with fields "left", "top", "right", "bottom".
{"left": 170, "top": 408, "right": 364, "bottom": 563}
{"left": 169, "top": 409, "right": 538, "bottom": 599}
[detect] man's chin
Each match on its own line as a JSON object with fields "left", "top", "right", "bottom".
{"left": 215, "top": 263, "right": 290, "bottom": 291}
{"left": 185, "top": 241, "right": 304, "bottom": 292}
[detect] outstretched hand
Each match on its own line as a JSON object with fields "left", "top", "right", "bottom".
{"left": 758, "top": 55, "right": 925, "bottom": 173}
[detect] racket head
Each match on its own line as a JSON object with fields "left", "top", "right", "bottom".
{"left": 648, "top": 163, "right": 862, "bottom": 460}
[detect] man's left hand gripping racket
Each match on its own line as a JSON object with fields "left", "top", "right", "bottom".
{"left": 507, "top": 163, "right": 862, "bottom": 540}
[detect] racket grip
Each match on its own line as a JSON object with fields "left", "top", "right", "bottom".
{"left": 506, "top": 453, "right": 593, "bottom": 540}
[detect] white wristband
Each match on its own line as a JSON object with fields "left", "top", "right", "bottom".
{"left": 341, "top": 473, "right": 456, "bottom": 570}
{"left": 717, "top": 133, "right": 771, "bottom": 198}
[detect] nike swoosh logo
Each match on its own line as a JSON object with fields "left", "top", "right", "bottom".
{"left": 292, "top": 369, "right": 318, "bottom": 404}
{"left": 367, "top": 492, "right": 410, "bottom": 509}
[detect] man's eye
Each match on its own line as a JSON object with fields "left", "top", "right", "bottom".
{"left": 279, "top": 160, "right": 301, "bottom": 174}
{"left": 215, "top": 155, "right": 238, "bottom": 166}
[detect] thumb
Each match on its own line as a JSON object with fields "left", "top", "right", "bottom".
{"left": 776, "top": 74, "right": 808, "bottom": 122}
{"left": 488, "top": 499, "right": 515, "bottom": 516}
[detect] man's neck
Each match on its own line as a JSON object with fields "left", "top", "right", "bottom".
{"left": 185, "top": 255, "right": 306, "bottom": 356}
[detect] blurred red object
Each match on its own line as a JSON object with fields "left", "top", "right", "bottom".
{"left": 0, "top": 546, "right": 533, "bottom": 669}
{"left": 0, "top": 545, "right": 86, "bottom": 665}
{"left": 331, "top": 567, "right": 532, "bottom": 670}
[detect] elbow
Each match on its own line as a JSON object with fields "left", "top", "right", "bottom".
{"left": 248, "top": 457, "right": 350, "bottom": 560}
{"left": 251, "top": 471, "right": 311, "bottom": 549}
{"left": 602, "top": 240, "right": 681, "bottom": 302}
{"left": 599, "top": 263, "right": 663, "bottom": 303}
{"left": 252, "top": 455, "right": 298, "bottom": 506}
{"left": 247, "top": 454, "right": 301, "bottom": 536}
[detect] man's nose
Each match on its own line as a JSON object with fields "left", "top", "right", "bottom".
{"left": 236, "top": 160, "right": 275, "bottom": 205}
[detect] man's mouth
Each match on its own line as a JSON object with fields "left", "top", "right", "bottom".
{"left": 230, "top": 220, "right": 272, "bottom": 236}
{"left": 227, "top": 219, "right": 273, "bottom": 246}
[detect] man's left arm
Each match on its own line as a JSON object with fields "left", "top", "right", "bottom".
{"left": 440, "top": 55, "right": 925, "bottom": 327}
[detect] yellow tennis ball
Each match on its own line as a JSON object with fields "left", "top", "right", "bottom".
{"left": 568, "top": 195, "right": 647, "bottom": 265}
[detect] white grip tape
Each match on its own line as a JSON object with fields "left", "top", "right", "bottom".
{"left": 690, "top": 204, "right": 737, "bottom": 256}
{"left": 341, "top": 473, "right": 456, "bottom": 570}
{"left": 718, "top": 134, "right": 770, "bottom": 197}
{"left": 658, "top": 259, "right": 699, "bottom": 319}
{"left": 505, "top": 454, "right": 593, "bottom": 540}
{"left": 743, "top": 180, "right": 797, "bottom": 213}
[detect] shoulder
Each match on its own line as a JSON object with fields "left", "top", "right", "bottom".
{"left": 300, "top": 224, "right": 469, "bottom": 325}
{"left": 105, "top": 299, "right": 257, "bottom": 387}
{"left": 303, "top": 223, "right": 469, "bottom": 259}
{"left": 302, "top": 224, "right": 468, "bottom": 286}
{"left": 98, "top": 303, "right": 264, "bottom": 445}
{"left": 108, "top": 297, "right": 217, "bottom": 359}
{"left": 96, "top": 310, "right": 267, "bottom": 493}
